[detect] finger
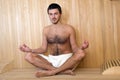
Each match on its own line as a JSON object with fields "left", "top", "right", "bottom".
{"left": 83, "top": 40, "right": 87, "bottom": 43}
{"left": 84, "top": 41, "right": 89, "bottom": 44}
{"left": 19, "top": 47, "right": 24, "bottom": 52}
{"left": 19, "top": 45, "right": 24, "bottom": 50}
{"left": 85, "top": 40, "right": 88, "bottom": 43}
{"left": 23, "top": 44, "right": 27, "bottom": 47}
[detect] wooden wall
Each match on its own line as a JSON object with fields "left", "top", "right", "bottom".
{"left": 0, "top": 0, "right": 120, "bottom": 69}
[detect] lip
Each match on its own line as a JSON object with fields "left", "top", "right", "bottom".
{"left": 52, "top": 18, "right": 56, "bottom": 20}
{"left": 52, "top": 19, "right": 57, "bottom": 22}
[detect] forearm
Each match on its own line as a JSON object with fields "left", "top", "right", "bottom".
{"left": 72, "top": 46, "right": 84, "bottom": 53}
{"left": 30, "top": 48, "right": 46, "bottom": 54}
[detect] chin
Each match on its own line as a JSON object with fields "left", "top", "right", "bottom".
{"left": 53, "top": 22, "right": 57, "bottom": 24}
{"left": 52, "top": 21, "right": 58, "bottom": 24}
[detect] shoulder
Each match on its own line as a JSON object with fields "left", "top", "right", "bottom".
{"left": 64, "top": 24, "right": 75, "bottom": 33}
{"left": 42, "top": 25, "right": 51, "bottom": 34}
{"left": 43, "top": 25, "right": 52, "bottom": 31}
{"left": 44, "top": 25, "right": 50, "bottom": 30}
{"left": 64, "top": 24, "right": 74, "bottom": 29}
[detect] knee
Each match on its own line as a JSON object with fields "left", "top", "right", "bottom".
{"left": 25, "top": 53, "right": 35, "bottom": 63}
{"left": 79, "top": 50, "right": 85, "bottom": 58}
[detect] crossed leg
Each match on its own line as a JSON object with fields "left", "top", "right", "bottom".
{"left": 25, "top": 53, "right": 56, "bottom": 70}
{"left": 25, "top": 53, "right": 75, "bottom": 76}
{"left": 35, "top": 49, "right": 85, "bottom": 77}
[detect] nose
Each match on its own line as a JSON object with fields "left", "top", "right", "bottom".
{"left": 52, "top": 14, "right": 55, "bottom": 18}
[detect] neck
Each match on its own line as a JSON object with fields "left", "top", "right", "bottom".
{"left": 52, "top": 21, "right": 62, "bottom": 26}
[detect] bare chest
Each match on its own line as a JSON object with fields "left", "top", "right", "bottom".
{"left": 47, "top": 28, "right": 69, "bottom": 44}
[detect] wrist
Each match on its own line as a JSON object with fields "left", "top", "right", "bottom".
{"left": 80, "top": 46, "right": 84, "bottom": 50}
{"left": 30, "top": 49, "right": 34, "bottom": 53}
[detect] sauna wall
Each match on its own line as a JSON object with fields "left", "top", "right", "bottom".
{"left": 0, "top": 0, "right": 120, "bottom": 68}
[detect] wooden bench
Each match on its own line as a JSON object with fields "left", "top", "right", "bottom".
{"left": 102, "top": 58, "right": 120, "bottom": 75}
{"left": 0, "top": 60, "right": 13, "bottom": 74}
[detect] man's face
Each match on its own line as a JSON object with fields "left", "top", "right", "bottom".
{"left": 48, "top": 9, "right": 61, "bottom": 24}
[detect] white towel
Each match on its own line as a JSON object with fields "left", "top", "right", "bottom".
{"left": 39, "top": 53, "right": 73, "bottom": 67}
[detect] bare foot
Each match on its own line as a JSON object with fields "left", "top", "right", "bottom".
{"left": 59, "top": 70, "right": 75, "bottom": 75}
{"left": 35, "top": 70, "right": 54, "bottom": 78}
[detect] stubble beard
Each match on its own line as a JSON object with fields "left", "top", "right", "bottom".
{"left": 51, "top": 18, "right": 61, "bottom": 24}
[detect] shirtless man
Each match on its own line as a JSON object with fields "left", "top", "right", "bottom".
{"left": 19, "top": 3, "right": 89, "bottom": 77}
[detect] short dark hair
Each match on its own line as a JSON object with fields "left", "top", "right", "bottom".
{"left": 47, "top": 3, "right": 62, "bottom": 14}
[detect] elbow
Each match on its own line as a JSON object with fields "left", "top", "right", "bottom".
{"left": 41, "top": 48, "right": 47, "bottom": 53}
{"left": 41, "top": 49, "right": 47, "bottom": 53}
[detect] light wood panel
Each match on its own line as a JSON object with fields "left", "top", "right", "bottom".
{"left": 102, "top": 58, "right": 120, "bottom": 75}
{"left": 111, "top": 0, "right": 120, "bottom": 58}
{"left": 0, "top": 68, "right": 120, "bottom": 80}
{"left": 103, "top": 0, "right": 120, "bottom": 61}
{"left": 0, "top": 0, "right": 120, "bottom": 69}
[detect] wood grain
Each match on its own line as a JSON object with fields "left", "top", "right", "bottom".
{"left": 0, "top": 0, "right": 120, "bottom": 69}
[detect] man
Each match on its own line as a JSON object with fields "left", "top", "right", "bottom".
{"left": 19, "top": 3, "right": 89, "bottom": 77}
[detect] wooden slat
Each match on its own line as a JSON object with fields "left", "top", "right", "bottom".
{"left": 0, "top": 0, "right": 120, "bottom": 69}
{"left": 0, "top": 68, "right": 120, "bottom": 80}
{"left": 102, "top": 58, "right": 120, "bottom": 75}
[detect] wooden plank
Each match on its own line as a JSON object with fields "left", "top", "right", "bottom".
{"left": 0, "top": 0, "right": 120, "bottom": 69}
{"left": 102, "top": 58, "right": 120, "bottom": 75}
{"left": 0, "top": 60, "right": 13, "bottom": 74}
{"left": 0, "top": 68, "right": 120, "bottom": 80}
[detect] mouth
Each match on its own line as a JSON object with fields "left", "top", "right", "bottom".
{"left": 52, "top": 18, "right": 56, "bottom": 21}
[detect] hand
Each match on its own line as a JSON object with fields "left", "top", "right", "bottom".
{"left": 81, "top": 41, "right": 89, "bottom": 50}
{"left": 19, "top": 44, "right": 31, "bottom": 53}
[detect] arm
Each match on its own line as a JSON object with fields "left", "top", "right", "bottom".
{"left": 69, "top": 26, "right": 79, "bottom": 53}
{"left": 69, "top": 26, "right": 89, "bottom": 53}
{"left": 31, "top": 28, "right": 48, "bottom": 54}
{"left": 19, "top": 28, "right": 48, "bottom": 54}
